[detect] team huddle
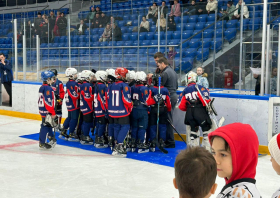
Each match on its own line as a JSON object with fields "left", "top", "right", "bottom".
{"left": 38, "top": 67, "right": 175, "bottom": 157}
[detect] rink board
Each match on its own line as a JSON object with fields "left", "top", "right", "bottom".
{"left": 0, "top": 81, "right": 275, "bottom": 147}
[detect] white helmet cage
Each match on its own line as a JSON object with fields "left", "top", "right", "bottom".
{"left": 185, "top": 71, "right": 197, "bottom": 85}
{"left": 95, "top": 70, "right": 108, "bottom": 82}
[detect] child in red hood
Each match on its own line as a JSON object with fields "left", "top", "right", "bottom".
{"left": 208, "top": 123, "right": 261, "bottom": 198}
{"left": 268, "top": 133, "right": 280, "bottom": 197}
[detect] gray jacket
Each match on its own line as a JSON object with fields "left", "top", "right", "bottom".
{"left": 161, "top": 66, "right": 178, "bottom": 95}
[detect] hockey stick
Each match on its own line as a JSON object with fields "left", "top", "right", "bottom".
{"left": 156, "top": 76, "right": 168, "bottom": 154}
{"left": 167, "top": 119, "right": 187, "bottom": 145}
{"left": 195, "top": 85, "right": 225, "bottom": 128}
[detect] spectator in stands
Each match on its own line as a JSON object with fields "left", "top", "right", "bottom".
{"left": 232, "top": 0, "right": 249, "bottom": 19}
{"left": 184, "top": 0, "right": 198, "bottom": 15}
{"left": 156, "top": 14, "right": 167, "bottom": 31}
{"left": 0, "top": 53, "right": 13, "bottom": 106}
{"left": 99, "top": 24, "right": 111, "bottom": 42}
{"left": 41, "top": 18, "right": 51, "bottom": 43}
{"left": 271, "top": 67, "right": 277, "bottom": 95}
{"left": 196, "top": 67, "right": 209, "bottom": 88}
{"left": 85, "top": 7, "right": 96, "bottom": 23}
{"left": 168, "top": 47, "right": 177, "bottom": 69}
{"left": 206, "top": 0, "right": 218, "bottom": 15}
{"left": 76, "top": 19, "right": 88, "bottom": 35}
{"left": 100, "top": 12, "right": 109, "bottom": 28}
{"left": 169, "top": 0, "right": 181, "bottom": 17}
{"left": 34, "top": 12, "right": 42, "bottom": 35}
{"left": 139, "top": 16, "right": 150, "bottom": 32}
{"left": 53, "top": 11, "right": 60, "bottom": 36}
{"left": 91, "top": 13, "right": 101, "bottom": 28}
{"left": 271, "top": 0, "right": 280, "bottom": 16}
{"left": 147, "top": 3, "right": 158, "bottom": 23}
{"left": 49, "top": 11, "right": 56, "bottom": 36}
{"left": 155, "top": 1, "right": 168, "bottom": 18}
{"left": 95, "top": 7, "right": 102, "bottom": 15}
{"left": 57, "top": 12, "right": 67, "bottom": 36}
{"left": 111, "top": 23, "right": 122, "bottom": 41}
{"left": 220, "top": 1, "right": 235, "bottom": 20}
{"left": 167, "top": 16, "right": 176, "bottom": 31}
{"left": 42, "top": 14, "right": 48, "bottom": 20}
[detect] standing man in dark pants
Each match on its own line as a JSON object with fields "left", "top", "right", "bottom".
{"left": 0, "top": 53, "right": 13, "bottom": 106}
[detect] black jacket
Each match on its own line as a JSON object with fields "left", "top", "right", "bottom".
{"left": 100, "top": 16, "right": 109, "bottom": 27}
{"left": 160, "top": 5, "right": 169, "bottom": 17}
{"left": 168, "top": 22, "right": 176, "bottom": 31}
{"left": 41, "top": 22, "right": 50, "bottom": 38}
{"left": 112, "top": 26, "right": 122, "bottom": 41}
{"left": 34, "top": 17, "right": 42, "bottom": 30}
{"left": 57, "top": 16, "right": 67, "bottom": 30}
{"left": 76, "top": 23, "right": 88, "bottom": 34}
{"left": 92, "top": 17, "right": 101, "bottom": 28}
{"left": 0, "top": 60, "right": 13, "bottom": 83}
{"left": 49, "top": 15, "right": 56, "bottom": 30}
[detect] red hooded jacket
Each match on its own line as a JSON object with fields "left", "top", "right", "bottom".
{"left": 208, "top": 123, "right": 259, "bottom": 185}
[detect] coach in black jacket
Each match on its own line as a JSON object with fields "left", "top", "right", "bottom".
{"left": 0, "top": 53, "right": 13, "bottom": 106}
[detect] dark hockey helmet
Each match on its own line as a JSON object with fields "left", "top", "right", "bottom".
{"left": 49, "top": 69, "right": 58, "bottom": 76}
{"left": 115, "top": 67, "right": 128, "bottom": 80}
{"left": 152, "top": 74, "right": 161, "bottom": 86}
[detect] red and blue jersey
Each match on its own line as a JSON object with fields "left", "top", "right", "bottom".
{"left": 94, "top": 82, "right": 107, "bottom": 117}
{"left": 51, "top": 78, "right": 65, "bottom": 100}
{"left": 146, "top": 86, "right": 172, "bottom": 112}
{"left": 106, "top": 81, "right": 132, "bottom": 118}
{"left": 38, "top": 84, "right": 56, "bottom": 117}
{"left": 131, "top": 84, "right": 150, "bottom": 109}
{"left": 65, "top": 80, "right": 80, "bottom": 111}
{"left": 80, "top": 81, "right": 94, "bottom": 115}
{"left": 178, "top": 83, "right": 211, "bottom": 111}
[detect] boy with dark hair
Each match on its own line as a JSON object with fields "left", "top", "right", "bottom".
{"left": 174, "top": 147, "right": 217, "bottom": 198}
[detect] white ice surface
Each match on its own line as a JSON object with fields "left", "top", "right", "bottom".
{"left": 0, "top": 115, "right": 278, "bottom": 198}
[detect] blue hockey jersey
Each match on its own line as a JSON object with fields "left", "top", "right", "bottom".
{"left": 51, "top": 79, "right": 65, "bottom": 100}
{"left": 131, "top": 84, "right": 150, "bottom": 109}
{"left": 38, "top": 84, "right": 56, "bottom": 117}
{"left": 94, "top": 82, "right": 107, "bottom": 117}
{"left": 106, "top": 81, "right": 132, "bottom": 118}
{"left": 178, "top": 83, "right": 211, "bottom": 111}
{"left": 65, "top": 80, "right": 80, "bottom": 111}
{"left": 80, "top": 82, "right": 94, "bottom": 115}
{"left": 147, "top": 86, "right": 172, "bottom": 112}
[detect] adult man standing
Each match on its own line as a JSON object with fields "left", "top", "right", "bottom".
{"left": 156, "top": 57, "right": 178, "bottom": 148}
{"left": 0, "top": 53, "right": 13, "bottom": 106}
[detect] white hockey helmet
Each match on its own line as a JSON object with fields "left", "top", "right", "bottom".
{"left": 95, "top": 70, "right": 108, "bottom": 82}
{"left": 185, "top": 71, "right": 197, "bottom": 85}
{"left": 65, "top": 68, "right": 78, "bottom": 79}
{"left": 106, "top": 69, "right": 116, "bottom": 78}
{"left": 77, "top": 72, "right": 83, "bottom": 82}
{"left": 135, "top": 71, "right": 147, "bottom": 82}
{"left": 81, "top": 70, "right": 94, "bottom": 81}
{"left": 126, "top": 70, "right": 136, "bottom": 81}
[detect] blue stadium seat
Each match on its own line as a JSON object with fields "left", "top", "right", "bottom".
{"left": 210, "top": 38, "right": 223, "bottom": 51}
{"left": 195, "top": 22, "right": 205, "bottom": 30}
{"left": 207, "top": 14, "right": 216, "bottom": 22}
{"left": 249, "top": 18, "right": 261, "bottom": 30}
{"left": 150, "top": 40, "right": 158, "bottom": 45}
{"left": 224, "top": 28, "right": 237, "bottom": 43}
{"left": 198, "top": 14, "right": 207, "bottom": 22}
{"left": 176, "top": 23, "right": 183, "bottom": 31}
{"left": 188, "top": 15, "right": 198, "bottom": 23}
{"left": 180, "top": 57, "right": 194, "bottom": 73}
{"left": 127, "top": 26, "right": 134, "bottom": 33}
{"left": 200, "top": 38, "right": 212, "bottom": 48}
{"left": 225, "top": 20, "right": 238, "bottom": 29}
{"left": 184, "top": 23, "right": 196, "bottom": 30}
{"left": 174, "top": 16, "right": 181, "bottom": 24}
{"left": 189, "top": 39, "right": 201, "bottom": 48}
{"left": 154, "top": 32, "right": 165, "bottom": 40}
{"left": 193, "top": 30, "right": 202, "bottom": 39}
{"left": 216, "top": 29, "right": 224, "bottom": 38}
{"left": 237, "top": 18, "right": 250, "bottom": 30}
{"left": 122, "top": 33, "right": 130, "bottom": 41}
{"left": 216, "top": 21, "right": 225, "bottom": 29}
{"left": 172, "top": 31, "right": 181, "bottom": 39}
{"left": 203, "top": 30, "right": 214, "bottom": 38}
{"left": 130, "top": 33, "right": 138, "bottom": 41}
{"left": 166, "top": 32, "right": 172, "bottom": 40}
{"left": 183, "top": 48, "right": 196, "bottom": 59}
{"left": 196, "top": 48, "right": 209, "bottom": 62}
{"left": 121, "top": 26, "right": 128, "bottom": 33}
{"left": 150, "top": 26, "right": 157, "bottom": 32}
{"left": 116, "top": 41, "right": 124, "bottom": 46}
{"left": 139, "top": 32, "right": 147, "bottom": 40}
{"left": 146, "top": 32, "right": 154, "bottom": 40}
{"left": 183, "top": 16, "right": 189, "bottom": 23}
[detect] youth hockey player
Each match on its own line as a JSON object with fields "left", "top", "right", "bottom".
{"left": 60, "top": 68, "right": 80, "bottom": 141}
{"left": 38, "top": 70, "right": 58, "bottom": 149}
{"left": 76, "top": 73, "right": 84, "bottom": 138}
{"left": 146, "top": 74, "right": 172, "bottom": 152}
{"left": 49, "top": 69, "right": 65, "bottom": 131}
{"left": 94, "top": 70, "right": 108, "bottom": 148}
{"left": 80, "top": 70, "right": 95, "bottom": 145}
{"left": 106, "top": 67, "right": 132, "bottom": 157}
{"left": 178, "top": 71, "right": 213, "bottom": 150}
{"left": 131, "top": 71, "right": 150, "bottom": 153}
{"left": 209, "top": 123, "right": 261, "bottom": 197}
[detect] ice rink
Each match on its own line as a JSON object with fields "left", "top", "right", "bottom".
{"left": 0, "top": 115, "right": 278, "bottom": 198}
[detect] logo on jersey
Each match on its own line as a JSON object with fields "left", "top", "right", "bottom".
{"left": 71, "top": 86, "right": 73, "bottom": 90}
{"left": 46, "top": 91, "right": 50, "bottom": 95}
{"left": 85, "top": 87, "right": 87, "bottom": 91}
{"left": 125, "top": 86, "right": 129, "bottom": 92}
{"left": 201, "top": 88, "right": 205, "bottom": 91}
{"left": 145, "top": 90, "right": 148, "bottom": 95}
{"left": 101, "top": 90, "right": 104, "bottom": 94}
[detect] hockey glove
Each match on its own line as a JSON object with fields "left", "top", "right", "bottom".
{"left": 153, "top": 94, "right": 162, "bottom": 103}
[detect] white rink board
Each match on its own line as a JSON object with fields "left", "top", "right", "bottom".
{"left": 2, "top": 82, "right": 272, "bottom": 146}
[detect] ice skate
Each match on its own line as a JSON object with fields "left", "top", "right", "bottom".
{"left": 112, "top": 144, "right": 127, "bottom": 157}
{"left": 95, "top": 136, "right": 108, "bottom": 148}
{"left": 150, "top": 139, "right": 156, "bottom": 152}
{"left": 68, "top": 133, "right": 80, "bottom": 142}
{"left": 131, "top": 138, "right": 136, "bottom": 152}
{"left": 58, "top": 128, "right": 69, "bottom": 141}
{"left": 48, "top": 136, "right": 57, "bottom": 148}
{"left": 189, "top": 137, "right": 200, "bottom": 147}
{"left": 108, "top": 136, "right": 114, "bottom": 151}
{"left": 159, "top": 139, "right": 165, "bottom": 149}
{"left": 125, "top": 132, "right": 132, "bottom": 152}
{"left": 80, "top": 135, "right": 93, "bottom": 145}
{"left": 39, "top": 143, "right": 52, "bottom": 150}
{"left": 137, "top": 141, "right": 149, "bottom": 154}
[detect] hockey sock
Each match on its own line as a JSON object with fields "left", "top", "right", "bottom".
{"left": 159, "top": 124, "right": 167, "bottom": 141}
{"left": 117, "top": 124, "right": 130, "bottom": 143}
{"left": 82, "top": 122, "right": 92, "bottom": 136}
{"left": 114, "top": 123, "right": 121, "bottom": 141}
{"left": 97, "top": 124, "right": 106, "bottom": 137}
{"left": 39, "top": 124, "right": 49, "bottom": 144}
{"left": 63, "top": 117, "right": 70, "bottom": 129}
{"left": 48, "top": 127, "right": 54, "bottom": 137}
{"left": 137, "top": 128, "right": 146, "bottom": 142}
{"left": 131, "top": 127, "right": 138, "bottom": 139}
{"left": 108, "top": 123, "right": 114, "bottom": 137}
{"left": 69, "top": 119, "right": 78, "bottom": 133}
{"left": 149, "top": 125, "right": 157, "bottom": 141}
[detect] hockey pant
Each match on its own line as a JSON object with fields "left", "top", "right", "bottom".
{"left": 108, "top": 116, "right": 114, "bottom": 137}
{"left": 82, "top": 112, "right": 93, "bottom": 136}
{"left": 149, "top": 107, "right": 168, "bottom": 141}
{"left": 96, "top": 116, "right": 106, "bottom": 138}
{"left": 63, "top": 109, "right": 79, "bottom": 134}
{"left": 113, "top": 116, "right": 130, "bottom": 144}
{"left": 131, "top": 108, "right": 148, "bottom": 142}
{"left": 39, "top": 117, "right": 53, "bottom": 144}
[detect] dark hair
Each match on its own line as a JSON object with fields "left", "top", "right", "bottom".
{"left": 153, "top": 2, "right": 157, "bottom": 6}
{"left": 37, "top": 12, "right": 41, "bottom": 15}
{"left": 174, "top": 147, "right": 217, "bottom": 198}
{"left": 0, "top": 53, "right": 5, "bottom": 57}
{"left": 157, "top": 57, "right": 168, "bottom": 65}
{"left": 210, "top": 136, "right": 230, "bottom": 151}
{"left": 162, "top": 1, "right": 166, "bottom": 3}
{"left": 227, "top": 1, "right": 233, "bottom": 6}
{"left": 154, "top": 52, "right": 165, "bottom": 59}
{"left": 191, "top": 0, "right": 196, "bottom": 2}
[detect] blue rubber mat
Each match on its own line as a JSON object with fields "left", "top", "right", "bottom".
{"left": 20, "top": 133, "right": 187, "bottom": 168}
